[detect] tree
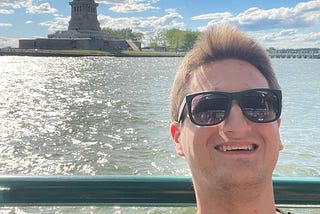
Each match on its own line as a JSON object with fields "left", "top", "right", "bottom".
{"left": 183, "top": 31, "right": 199, "bottom": 50}
{"left": 150, "top": 30, "right": 166, "bottom": 48}
{"left": 101, "top": 28, "right": 144, "bottom": 42}
{"left": 165, "top": 29, "right": 199, "bottom": 51}
{"left": 165, "top": 29, "right": 185, "bottom": 50}
{"left": 149, "top": 42, "right": 158, "bottom": 49}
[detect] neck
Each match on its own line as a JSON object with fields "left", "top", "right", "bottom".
{"left": 194, "top": 179, "right": 276, "bottom": 214}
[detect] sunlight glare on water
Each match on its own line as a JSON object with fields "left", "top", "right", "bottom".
{"left": 0, "top": 56, "right": 319, "bottom": 213}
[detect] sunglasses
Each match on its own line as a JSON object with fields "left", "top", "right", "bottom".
{"left": 178, "top": 88, "right": 282, "bottom": 126}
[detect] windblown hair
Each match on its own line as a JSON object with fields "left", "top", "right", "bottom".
{"left": 170, "top": 25, "right": 280, "bottom": 122}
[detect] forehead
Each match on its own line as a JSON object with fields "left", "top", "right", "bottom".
{"left": 188, "top": 59, "right": 269, "bottom": 93}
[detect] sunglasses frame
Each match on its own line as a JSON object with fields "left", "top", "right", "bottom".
{"left": 177, "top": 88, "right": 282, "bottom": 126}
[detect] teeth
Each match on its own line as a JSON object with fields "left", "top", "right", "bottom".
{"left": 218, "top": 144, "right": 255, "bottom": 152}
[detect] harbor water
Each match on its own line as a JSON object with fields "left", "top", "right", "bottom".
{"left": 0, "top": 56, "right": 319, "bottom": 213}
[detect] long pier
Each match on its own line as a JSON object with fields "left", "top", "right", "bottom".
{"left": 268, "top": 49, "right": 320, "bottom": 59}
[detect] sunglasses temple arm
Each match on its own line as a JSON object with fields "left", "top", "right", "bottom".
{"left": 177, "top": 98, "right": 187, "bottom": 123}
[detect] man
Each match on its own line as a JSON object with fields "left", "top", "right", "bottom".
{"left": 170, "top": 26, "right": 290, "bottom": 214}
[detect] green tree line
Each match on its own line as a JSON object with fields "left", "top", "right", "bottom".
{"left": 102, "top": 28, "right": 144, "bottom": 42}
{"left": 150, "top": 29, "right": 200, "bottom": 51}
{"left": 102, "top": 28, "right": 200, "bottom": 51}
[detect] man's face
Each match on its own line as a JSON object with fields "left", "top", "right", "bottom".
{"left": 171, "top": 59, "right": 283, "bottom": 190}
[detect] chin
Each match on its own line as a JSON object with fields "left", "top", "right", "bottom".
{"left": 217, "top": 168, "right": 270, "bottom": 190}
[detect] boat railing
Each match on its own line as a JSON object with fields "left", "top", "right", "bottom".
{"left": 0, "top": 176, "right": 319, "bottom": 207}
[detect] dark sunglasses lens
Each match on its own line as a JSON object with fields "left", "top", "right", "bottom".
{"left": 191, "top": 94, "right": 228, "bottom": 125}
{"left": 241, "top": 90, "right": 280, "bottom": 122}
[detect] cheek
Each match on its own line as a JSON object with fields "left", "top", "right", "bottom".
{"left": 259, "top": 123, "right": 282, "bottom": 151}
{"left": 182, "top": 122, "right": 216, "bottom": 144}
{"left": 180, "top": 123, "right": 220, "bottom": 159}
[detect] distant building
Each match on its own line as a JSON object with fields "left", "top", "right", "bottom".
{"left": 19, "top": 0, "right": 141, "bottom": 51}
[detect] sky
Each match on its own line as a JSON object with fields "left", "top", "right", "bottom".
{"left": 0, "top": 0, "right": 320, "bottom": 48}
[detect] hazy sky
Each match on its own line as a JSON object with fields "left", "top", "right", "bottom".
{"left": 0, "top": 0, "right": 320, "bottom": 48}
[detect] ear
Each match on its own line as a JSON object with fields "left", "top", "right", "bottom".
{"left": 277, "top": 118, "right": 284, "bottom": 151}
{"left": 170, "top": 121, "right": 185, "bottom": 156}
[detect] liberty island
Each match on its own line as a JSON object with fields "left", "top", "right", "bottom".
{"left": 18, "top": 0, "right": 141, "bottom": 51}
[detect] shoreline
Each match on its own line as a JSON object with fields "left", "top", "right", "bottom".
{"left": 2, "top": 49, "right": 319, "bottom": 59}
{"left": 0, "top": 49, "right": 185, "bottom": 57}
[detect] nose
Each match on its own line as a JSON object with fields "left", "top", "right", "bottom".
{"left": 221, "top": 101, "right": 251, "bottom": 136}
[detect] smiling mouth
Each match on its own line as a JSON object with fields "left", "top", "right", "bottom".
{"left": 215, "top": 144, "right": 258, "bottom": 152}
